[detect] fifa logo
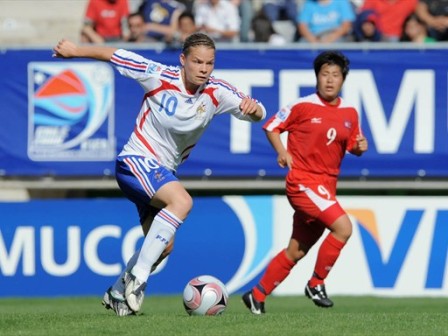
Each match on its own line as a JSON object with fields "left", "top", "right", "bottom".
{"left": 28, "top": 62, "right": 115, "bottom": 161}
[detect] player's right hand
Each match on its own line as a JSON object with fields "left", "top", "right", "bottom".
{"left": 277, "top": 152, "right": 293, "bottom": 170}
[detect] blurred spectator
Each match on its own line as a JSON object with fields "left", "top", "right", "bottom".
{"left": 177, "top": 11, "right": 198, "bottom": 40}
{"left": 415, "top": 0, "right": 448, "bottom": 41}
{"left": 138, "top": 0, "right": 186, "bottom": 42}
{"left": 126, "top": 12, "right": 156, "bottom": 42}
{"left": 81, "top": 0, "right": 130, "bottom": 43}
{"left": 176, "top": 0, "right": 195, "bottom": 12}
{"left": 400, "top": 13, "right": 436, "bottom": 43}
{"left": 261, "top": 0, "right": 298, "bottom": 41}
{"left": 232, "top": 0, "right": 254, "bottom": 42}
{"left": 298, "top": 0, "right": 355, "bottom": 43}
{"left": 350, "top": 0, "right": 365, "bottom": 11}
{"left": 166, "top": 11, "right": 198, "bottom": 48}
{"left": 261, "top": 0, "right": 298, "bottom": 24}
{"left": 353, "top": 9, "right": 382, "bottom": 42}
{"left": 250, "top": 10, "right": 287, "bottom": 45}
{"left": 360, "top": 0, "right": 418, "bottom": 42}
{"left": 194, "top": 0, "right": 240, "bottom": 42}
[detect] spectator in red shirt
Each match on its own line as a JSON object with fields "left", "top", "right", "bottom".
{"left": 359, "top": 0, "right": 418, "bottom": 41}
{"left": 81, "top": 0, "right": 130, "bottom": 43}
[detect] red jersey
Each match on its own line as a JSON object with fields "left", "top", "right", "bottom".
{"left": 361, "top": 0, "right": 417, "bottom": 38}
{"left": 263, "top": 93, "right": 361, "bottom": 193}
{"left": 84, "top": 0, "right": 129, "bottom": 40}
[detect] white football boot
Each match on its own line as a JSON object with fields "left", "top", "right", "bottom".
{"left": 123, "top": 272, "right": 147, "bottom": 312}
{"left": 102, "top": 287, "right": 135, "bottom": 316}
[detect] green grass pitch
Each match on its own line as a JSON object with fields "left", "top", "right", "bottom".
{"left": 0, "top": 295, "right": 447, "bottom": 335}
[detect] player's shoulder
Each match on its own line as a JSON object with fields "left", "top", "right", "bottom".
{"left": 205, "top": 75, "right": 247, "bottom": 101}
{"left": 338, "top": 97, "right": 359, "bottom": 117}
{"left": 144, "top": 60, "right": 180, "bottom": 79}
{"left": 270, "top": 94, "right": 319, "bottom": 122}
{"left": 113, "top": 49, "right": 180, "bottom": 76}
{"left": 293, "top": 94, "right": 358, "bottom": 113}
{"left": 160, "top": 65, "right": 181, "bottom": 80}
{"left": 288, "top": 93, "right": 322, "bottom": 109}
{"left": 338, "top": 96, "right": 357, "bottom": 110}
{"left": 207, "top": 75, "right": 238, "bottom": 92}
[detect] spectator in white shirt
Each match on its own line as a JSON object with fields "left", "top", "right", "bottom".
{"left": 194, "top": 0, "right": 241, "bottom": 42}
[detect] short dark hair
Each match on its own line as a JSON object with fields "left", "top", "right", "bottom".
{"left": 182, "top": 32, "right": 215, "bottom": 55}
{"left": 178, "top": 11, "right": 195, "bottom": 24}
{"left": 128, "top": 12, "right": 144, "bottom": 21}
{"left": 314, "top": 51, "right": 350, "bottom": 80}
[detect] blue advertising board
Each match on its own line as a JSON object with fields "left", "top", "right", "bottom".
{"left": 0, "top": 198, "right": 273, "bottom": 296}
{"left": 1, "top": 197, "right": 447, "bottom": 297}
{"left": 0, "top": 47, "right": 447, "bottom": 178}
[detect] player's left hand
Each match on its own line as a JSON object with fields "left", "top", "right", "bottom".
{"left": 357, "top": 135, "right": 368, "bottom": 151}
{"left": 352, "top": 134, "right": 368, "bottom": 156}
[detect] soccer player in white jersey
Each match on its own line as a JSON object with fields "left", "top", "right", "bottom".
{"left": 53, "top": 33, "right": 266, "bottom": 316}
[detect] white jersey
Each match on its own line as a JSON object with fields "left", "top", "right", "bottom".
{"left": 111, "top": 49, "right": 266, "bottom": 172}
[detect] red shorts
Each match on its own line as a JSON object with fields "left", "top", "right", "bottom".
{"left": 286, "top": 182, "right": 346, "bottom": 247}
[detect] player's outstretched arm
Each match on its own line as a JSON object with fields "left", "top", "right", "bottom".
{"left": 52, "top": 39, "right": 117, "bottom": 61}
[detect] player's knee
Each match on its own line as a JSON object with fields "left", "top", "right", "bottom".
{"left": 172, "top": 193, "right": 193, "bottom": 219}
{"left": 286, "top": 246, "right": 306, "bottom": 262}
{"left": 343, "top": 222, "right": 353, "bottom": 239}
{"left": 333, "top": 223, "right": 352, "bottom": 242}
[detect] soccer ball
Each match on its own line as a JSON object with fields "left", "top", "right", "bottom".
{"left": 182, "top": 275, "right": 229, "bottom": 316}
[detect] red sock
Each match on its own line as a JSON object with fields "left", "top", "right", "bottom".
{"left": 253, "top": 249, "right": 296, "bottom": 302}
{"left": 309, "top": 233, "right": 345, "bottom": 287}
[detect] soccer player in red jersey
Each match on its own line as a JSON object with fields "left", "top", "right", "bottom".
{"left": 243, "top": 50, "right": 368, "bottom": 313}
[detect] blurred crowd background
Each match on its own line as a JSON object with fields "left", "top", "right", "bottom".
{"left": 1, "top": 0, "right": 447, "bottom": 47}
